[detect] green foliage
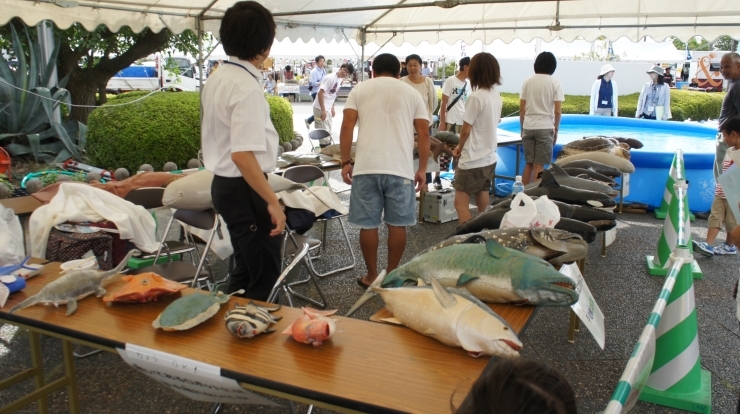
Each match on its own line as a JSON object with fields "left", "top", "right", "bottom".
{"left": 0, "top": 173, "right": 13, "bottom": 192}
{"left": 265, "top": 94, "right": 295, "bottom": 143}
{"left": 86, "top": 92, "right": 201, "bottom": 172}
{"left": 40, "top": 171, "right": 58, "bottom": 187}
{"left": 71, "top": 171, "right": 86, "bottom": 182}
{"left": 671, "top": 36, "right": 710, "bottom": 52}
{"left": 0, "top": 24, "right": 87, "bottom": 164}
{"left": 501, "top": 93, "right": 520, "bottom": 118}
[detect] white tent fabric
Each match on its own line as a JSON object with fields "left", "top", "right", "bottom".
{"left": 2, "top": 0, "right": 739, "bottom": 45}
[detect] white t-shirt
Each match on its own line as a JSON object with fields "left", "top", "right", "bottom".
{"left": 460, "top": 87, "right": 502, "bottom": 169}
{"left": 521, "top": 74, "right": 565, "bottom": 130}
{"left": 201, "top": 59, "right": 278, "bottom": 175}
{"left": 345, "top": 77, "right": 429, "bottom": 180}
{"left": 442, "top": 76, "right": 469, "bottom": 125}
{"left": 312, "top": 73, "right": 341, "bottom": 111}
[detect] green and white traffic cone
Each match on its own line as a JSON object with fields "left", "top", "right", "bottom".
{"left": 647, "top": 179, "right": 703, "bottom": 279}
{"left": 639, "top": 245, "right": 712, "bottom": 413}
{"left": 654, "top": 150, "right": 695, "bottom": 221}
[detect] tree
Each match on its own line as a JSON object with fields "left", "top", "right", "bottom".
{"left": 712, "top": 35, "right": 739, "bottom": 52}
{"left": 671, "top": 36, "right": 710, "bottom": 52}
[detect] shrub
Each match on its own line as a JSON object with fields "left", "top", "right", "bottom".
{"left": 87, "top": 91, "right": 201, "bottom": 172}
{"left": 265, "top": 94, "right": 295, "bottom": 143}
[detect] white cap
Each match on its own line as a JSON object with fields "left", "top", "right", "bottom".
{"left": 515, "top": 175, "right": 522, "bottom": 182}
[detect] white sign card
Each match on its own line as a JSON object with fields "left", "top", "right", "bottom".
{"left": 560, "top": 263, "right": 606, "bottom": 349}
{"left": 118, "top": 344, "right": 280, "bottom": 406}
{"left": 621, "top": 173, "right": 630, "bottom": 198}
{"left": 717, "top": 164, "right": 740, "bottom": 224}
{"left": 605, "top": 227, "right": 617, "bottom": 248}
{"left": 0, "top": 282, "right": 9, "bottom": 308}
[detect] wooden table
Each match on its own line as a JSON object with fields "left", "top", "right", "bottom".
{"left": 0, "top": 196, "right": 42, "bottom": 217}
{"left": 1, "top": 263, "right": 517, "bottom": 414}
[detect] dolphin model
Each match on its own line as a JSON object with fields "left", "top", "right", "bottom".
{"left": 453, "top": 208, "right": 598, "bottom": 242}
{"left": 487, "top": 196, "right": 617, "bottom": 229}
{"left": 557, "top": 152, "right": 635, "bottom": 174}
{"left": 554, "top": 159, "right": 623, "bottom": 177}
{"left": 523, "top": 173, "right": 617, "bottom": 208}
{"left": 526, "top": 166, "right": 618, "bottom": 196}
{"left": 559, "top": 167, "right": 616, "bottom": 186}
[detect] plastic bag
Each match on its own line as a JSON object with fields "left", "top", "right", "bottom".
{"left": 530, "top": 195, "right": 561, "bottom": 228}
{"left": 0, "top": 205, "right": 25, "bottom": 266}
{"left": 500, "top": 193, "right": 537, "bottom": 229}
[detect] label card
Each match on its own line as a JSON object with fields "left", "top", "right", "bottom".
{"left": 560, "top": 263, "right": 606, "bottom": 349}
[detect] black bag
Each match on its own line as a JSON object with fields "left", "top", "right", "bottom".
{"left": 446, "top": 82, "right": 467, "bottom": 112}
{"left": 285, "top": 207, "right": 315, "bottom": 234}
{"left": 46, "top": 228, "right": 114, "bottom": 270}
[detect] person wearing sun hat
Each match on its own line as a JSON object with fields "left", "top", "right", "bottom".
{"left": 636, "top": 65, "right": 671, "bottom": 120}
{"left": 589, "top": 64, "right": 618, "bottom": 116}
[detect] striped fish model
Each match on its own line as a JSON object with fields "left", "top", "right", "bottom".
{"left": 224, "top": 302, "right": 282, "bottom": 339}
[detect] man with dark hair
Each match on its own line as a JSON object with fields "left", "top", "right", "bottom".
{"left": 439, "top": 57, "right": 471, "bottom": 133}
{"left": 421, "top": 61, "right": 432, "bottom": 77}
{"left": 201, "top": 1, "right": 285, "bottom": 301}
{"left": 520, "top": 51, "right": 564, "bottom": 185}
{"left": 713, "top": 53, "right": 740, "bottom": 180}
{"left": 313, "top": 62, "right": 354, "bottom": 144}
{"left": 304, "top": 55, "right": 326, "bottom": 129}
{"left": 340, "top": 53, "right": 430, "bottom": 288}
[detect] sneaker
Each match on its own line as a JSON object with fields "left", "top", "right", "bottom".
{"left": 304, "top": 119, "right": 310, "bottom": 130}
{"left": 713, "top": 242, "right": 737, "bottom": 255}
{"left": 692, "top": 240, "right": 714, "bottom": 257}
{"left": 433, "top": 178, "right": 443, "bottom": 190}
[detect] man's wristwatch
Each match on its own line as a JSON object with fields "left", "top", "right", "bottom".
{"left": 341, "top": 160, "right": 352, "bottom": 167}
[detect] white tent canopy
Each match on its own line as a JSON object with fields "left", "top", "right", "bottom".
{"left": 2, "top": 0, "right": 739, "bottom": 46}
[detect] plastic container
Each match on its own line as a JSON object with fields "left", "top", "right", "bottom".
{"left": 512, "top": 176, "right": 525, "bottom": 194}
{"left": 60, "top": 258, "right": 99, "bottom": 272}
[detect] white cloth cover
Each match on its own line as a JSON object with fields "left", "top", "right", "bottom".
{"left": 30, "top": 183, "right": 159, "bottom": 258}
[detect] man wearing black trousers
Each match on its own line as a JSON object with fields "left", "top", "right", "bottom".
{"left": 304, "top": 55, "right": 326, "bottom": 129}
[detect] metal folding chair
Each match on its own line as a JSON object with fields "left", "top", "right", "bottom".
{"left": 308, "top": 128, "right": 334, "bottom": 149}
{"left": 267, "top": 229, "right": 328, "bottom": 308}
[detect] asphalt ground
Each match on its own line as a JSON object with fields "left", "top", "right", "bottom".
{"left": 1, "top": 101, "right": 739, "bottom": 413}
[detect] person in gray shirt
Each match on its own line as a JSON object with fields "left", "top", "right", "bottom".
{"left": 714, "top": 52, "right": 740, "bottom": 179}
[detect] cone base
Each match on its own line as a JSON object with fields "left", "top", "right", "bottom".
{"left": 645, "top": 256, "right": 703, "bottom": 279}
{"left": 654, "top": 209, "right": 695, "bottom": 221}
{"left": 639, "top": 369, "right": 712, "bottom": 413}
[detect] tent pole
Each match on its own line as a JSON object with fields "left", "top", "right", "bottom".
{"left": 360, "top": 29, "right": 366, "bottom": 82}
{"left": 197, "top": 16, "right": 204, "bottom": 93}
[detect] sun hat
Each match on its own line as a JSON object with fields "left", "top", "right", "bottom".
{"left": 600, "top": 64, "right": 616, "bottom": 76}
{"left": 646, "top": 65, "right": 664, "bottom": 75}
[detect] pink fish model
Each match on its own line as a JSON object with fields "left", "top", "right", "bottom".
{"left": 282, "top": 307, "right": 338, "bottom": 346}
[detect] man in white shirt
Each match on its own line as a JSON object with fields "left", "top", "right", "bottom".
{"left": 304, "top": 55, "right": 326, "bottom": 129}
{"left": 313, "top": 63, "right": 354, "bottom": 145}
{"left": 439, "top": 57, "right": 470, "bottom": 133}
{"left": 201, "top": 1, "right": 285, "bottom": 301}
{"left": 339, "top": 53, "right": 430, "bottom": 288}
{"left": 421, "top": 62, "right": 432, "bottom": 77}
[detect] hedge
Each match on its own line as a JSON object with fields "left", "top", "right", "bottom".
{"left": 87, "top": 91, "right": 295, "bottom": 172}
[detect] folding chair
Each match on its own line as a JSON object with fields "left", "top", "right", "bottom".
{"left": 282, "top": 165, "right": 355, "bottom": 277}
{"left": 266, "top": 229, "right": 328, "bottom": 308}
{"left": 308, "top": 128, "right": 334, "bottom": 149}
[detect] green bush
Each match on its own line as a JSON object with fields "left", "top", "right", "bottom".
{"left": 265, "top": 94, "right": 294, "bottom": 143}
{"left": 87, "top": 91, "right": 201, "bottom": 172}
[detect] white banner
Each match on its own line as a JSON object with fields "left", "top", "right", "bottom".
{"left": 118, "top": 344, "right": 280, "bottom": 406}
{"left": 560, "top": 263, "right": 606, "bottom": 349}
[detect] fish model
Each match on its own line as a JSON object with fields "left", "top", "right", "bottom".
{"left": 421, "top": 228, "right": 587, "bottom": 266}
{"left": 557, "top": 152, "right": 635, "bottom": 174}
{"left": 556, "top": 159, "right": 623, "bottom": 178}
{"left": 10, "top": 250, "right": 140, "bottom": 316}
{"left": 527, "top": 164, "right": 618, "bottom": 196}
{"left": 347, "top": 240, "right": 578, "bottom": 316}
{"left": 524, "top": 174, "right": 616, "bottom": 208}
{"left": 559, "top": 167, "right": 616, "bottom": 187}
{"left": 225, "top": 302, "right": 282, "bottom": 339}
{"left": 487, "top": 196, "right": 617, "bottom": 229}
{"left": 152, "top": 286, "right": 244, "bottom": 331}
{"left": 453, "top": 208, "right": 597, "bottom": 243}
{"left": 371, "top": 274, "right": 523, "bottom": 358}
{"left": 103, "top": 272, "right": 187, "bottom": 303}
{"left": 282, "top": 307, "right": 338, "bottom": 346}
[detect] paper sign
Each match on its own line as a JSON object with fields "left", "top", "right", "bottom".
{"left": 717, "top": 164, "right": 740, "bottom": 223}
{"left": 605, "top": 227, "right": 617, "bottom": 248}
{"left": 621, "top": 173, "right": 630, "bottom": 198}
{"left": 0, "top": 283, "right": 8, "bottom": 308}
{"left": 560, "top": 263, "right": 606, "bottom": 349}
{"left": 118, "top": 344, "right": 279, "bottom": 406}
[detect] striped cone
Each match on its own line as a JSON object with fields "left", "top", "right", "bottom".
{"left": 654, "top": 150, "right": 695, "bottom": 221}
{"left": 639, "top": 245, "right": 712, "bottom": 413}
{"left": 646, "top": 179, "right": 703, "bottom": 279}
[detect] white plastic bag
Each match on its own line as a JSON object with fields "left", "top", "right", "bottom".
{"left": 500, "top": 193, "right": 537, "bottom": 229}
{"left": 0, "top": 205, "right": 25, "bottom": 266}
{"left": 530, "top": 195, "right": 561, "bottom": 228}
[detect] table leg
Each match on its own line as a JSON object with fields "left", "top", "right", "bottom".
{"left": 29, "top": 332, "right": 49, "bottom": 414}
{"left": 418, "top": 189, "right": 425, "bottom": 224}
{"left": 61, "top": 340, "right": 80, "bottom": 414}
{"left": 601, "top": 232, "right": 607, "bottom": 257}
{"left": 619, "top": 176, "right": 624, "bottom": 214}
{"left": 515, "top": 144, "right": 522, "bottom": 176}
{"left": 567, "top": 310, "right": 578, "bottom": 343}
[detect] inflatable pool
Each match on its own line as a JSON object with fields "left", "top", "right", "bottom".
{"left": 496, "top": 115, "right": 719, "bottom": 212}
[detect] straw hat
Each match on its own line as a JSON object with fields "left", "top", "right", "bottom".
{"left": 646, "top": 65, "right": 664, "bottom": 75}
{"left": 600, "top": 64, "right": 616, "bottom": 76}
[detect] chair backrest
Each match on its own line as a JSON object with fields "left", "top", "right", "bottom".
{"left": 308, "top": 129, "right": 332, "bottom": 141}
{"left": 124, "top": 187, "right": 165, "bottom": 209}
{"left": 282, "top": 165, "right": 325, "bottom": 184}
{"left": 173, "top": 208, "right": 217, "bottom": 231}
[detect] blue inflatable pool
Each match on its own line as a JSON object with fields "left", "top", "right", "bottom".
{"left": 496, "top": 115, "right": 719, "bottom": 212}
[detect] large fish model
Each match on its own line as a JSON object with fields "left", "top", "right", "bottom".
{"left": 103, "top": 272, "right": 187, "bottom": 303}
{"left": 282, "top": 308, "right": 339, "bottom": 346}
{"left": 225, "top": 302, "right": 282, "bottom": 339}
{"left": 370, "top": 274, "right": 523, "bottom": 358}
{"left": 347, "top": 239, "right": 578, "bottom": 316}
{"left": 421, "top": 228, "right": 587, "bottom": 266}
{"left": 555, "top": 159, "right": 622, "bottom": 178}
{"left": 558, "top": 167, "right": 616, "bottom": 187}
{"left": 557, "top": 152, "right": 635, "bottom": 174}
{"left": 524, "top": 174, "right": 616, "bottom": 208}
{"left": 453, "top": 208, "right": 598, "bottom": 242}
{"left": 526, "top": 164, "right": 618, "bottom": 196}
{"left": 485, "top": 196, "right": 617, "bottom": 232}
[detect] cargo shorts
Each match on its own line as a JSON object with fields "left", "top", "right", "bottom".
{"left": 522, "top": 128, "right": 554, "bottom": 165}
{"left": 708, "top": 196, "right": 738, "bottom": 234}
{"left": 453, "top": 163, "right": 496, "bottom": 195}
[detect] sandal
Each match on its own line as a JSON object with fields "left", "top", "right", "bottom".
{"left": 356, "top": 277, "right": 371, "bottom": 289}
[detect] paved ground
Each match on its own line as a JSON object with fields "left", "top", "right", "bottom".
{"left": 2, "top": 101, "right": 739, "bottom": 413}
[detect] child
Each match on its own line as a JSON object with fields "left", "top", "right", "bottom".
{"left": 694, "top": 116, "right": 740, "bottom": 257}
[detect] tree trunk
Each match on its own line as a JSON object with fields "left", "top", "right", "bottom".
{"left": 67, "top": 69, "right": 108, "bottom": 124}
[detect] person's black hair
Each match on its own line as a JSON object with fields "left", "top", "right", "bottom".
{"left": 459, "top": 56, "right": 471, "bottom": 71}
{"left": 534, "top": 51, "right": 557, "bottom": 75}
{"left": 372, "top": 53, "right": 401, "bottom": 77}
{"left": 285, "top": 65, "right": 292, "bottom": 72}
{"left": 220, "top": 1, "right": 275, "bottom": 61}
{"left": 453, "top": 357, "right": 577, "bottom": 414}
{"left": 340, "top": 62, "right": 355, "bottom": 75}
{"left": 720, "top": 116, "right": 740, "bottom": 136}
{"left": 315, "top": 55, "right": 325, "bottom": 63}
{"left": 405, "top": 54, "right": 423, "bottom": 66}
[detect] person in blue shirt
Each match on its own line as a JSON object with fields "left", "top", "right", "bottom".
{"left": 589, "top": 64, "right": 618, "bottom": 116}
{"left": 304, "top": 55, "right": 326, "bottom": 129}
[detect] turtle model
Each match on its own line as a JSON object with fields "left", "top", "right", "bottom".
{"left": 556, "top": 136, "right": 631, "bottom": 160}
{"left": 152, "top": 285, "right": 244, "bottom": 331}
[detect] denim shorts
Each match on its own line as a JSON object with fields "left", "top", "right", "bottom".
{"left": 349, "top": 174, "right": 416, "bottom": 228}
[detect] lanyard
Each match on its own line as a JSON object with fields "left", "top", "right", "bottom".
{"left": 224, "top": 61, "right": 262, "bottom": 85}
{"left": 651, "top": 84, "right": 659, "bottom": 105}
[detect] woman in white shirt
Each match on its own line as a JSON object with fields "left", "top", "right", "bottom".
{"left": 451, "top": 53, "right": 502, "bottom": 223}
{"left": 589, "top": 64, "right": 618, "bottom": 116}
{"left": 636, "top": 65, "right": 671, "bottom": 121}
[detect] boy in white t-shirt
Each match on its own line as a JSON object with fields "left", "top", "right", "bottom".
{"left": 313, "top": 63, "right": 354, "bottom": 143}
{"left": 519, "top": 52, "right": 564, "bottom": 185}
{"left": 452, "top": 53, "right": 502, "bottom": 223}
{"left": 339, "top": 53, "right": 430, "bottom": 288}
